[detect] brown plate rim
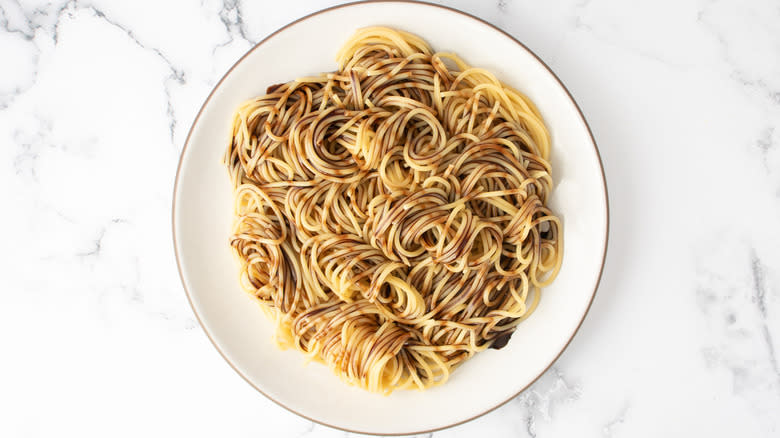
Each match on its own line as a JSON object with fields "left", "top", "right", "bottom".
{"left": 172, "top": 1, "right": 610, "bottom": 435}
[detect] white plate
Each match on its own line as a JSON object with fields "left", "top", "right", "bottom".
{"left": 173, "top": 1, "right": 608, "bottom": 435}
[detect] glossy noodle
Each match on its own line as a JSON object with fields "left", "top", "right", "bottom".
{"left": 224, "top": 27, "right": 562, "bottom": 393}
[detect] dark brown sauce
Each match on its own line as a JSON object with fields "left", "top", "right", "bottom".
{"left": 266, "top": 83, "right": 285, "bottom": 94}
{"left": 489, "top": 332, "right": 513, "bottom": 350}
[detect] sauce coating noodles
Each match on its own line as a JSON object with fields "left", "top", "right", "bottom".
{"left": 224, "top": 27, "right": 562, "bottom": 393}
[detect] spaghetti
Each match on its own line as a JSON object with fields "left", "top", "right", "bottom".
{"left": 224, "top": 27, "right": 562, "bottom": 393}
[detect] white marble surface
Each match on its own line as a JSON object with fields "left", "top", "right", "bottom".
{"left": 1, "top": 0, "right": 778, "bottom": 436}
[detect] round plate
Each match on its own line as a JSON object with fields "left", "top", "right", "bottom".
{"left": 173, "top": 1, "right": 608, "bottom": 435}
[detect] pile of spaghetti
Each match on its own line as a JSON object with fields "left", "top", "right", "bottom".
{"left": 224, "top": 27, "right": 562, "bottom": 393}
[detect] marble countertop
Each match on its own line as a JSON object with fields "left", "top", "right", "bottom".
{"left": 1, "top": 0, "right": 778, "bottom": 436}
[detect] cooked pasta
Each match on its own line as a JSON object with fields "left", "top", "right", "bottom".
{"left": 223, "top": 27, "right": 562, "bottom": 393}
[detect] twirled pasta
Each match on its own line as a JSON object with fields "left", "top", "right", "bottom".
{"left": 224, "top": 27, "right": 562, "bottom": 393}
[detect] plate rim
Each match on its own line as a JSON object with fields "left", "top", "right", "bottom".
{"left": 172, "top": 0, "right": 610, "bottom": 434}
